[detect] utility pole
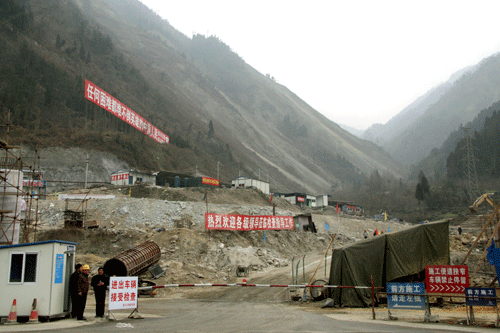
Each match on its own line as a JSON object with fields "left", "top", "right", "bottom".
{"left": 195, "top": 165, "right": 198, "bottom": 177}
{"left": 217, "top": 162, "right": 221, "bottom": 190}
{"left": 84, "top": 154, "right": 89, "bottom": 189}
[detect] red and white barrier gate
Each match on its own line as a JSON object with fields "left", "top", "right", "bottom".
{"left": 138, "top": 283, "right": 374, "bottom": 290}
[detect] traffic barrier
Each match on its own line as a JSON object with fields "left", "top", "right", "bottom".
{"left": 7, "top": 299, "right": 17, "bottom": 324}
{"left": 28, "top": 299, "right": 38, "bottom": 323}
{"left": 138, "top": 283, "right": 376, "bottom": 290}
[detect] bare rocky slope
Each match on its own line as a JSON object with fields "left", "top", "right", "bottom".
{"left": 69, "top": 0, "right": 403, "bottom": 193}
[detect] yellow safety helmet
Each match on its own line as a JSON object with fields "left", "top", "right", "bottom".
{"left": 82, "top": 264, "right": 90, "bottom": 270}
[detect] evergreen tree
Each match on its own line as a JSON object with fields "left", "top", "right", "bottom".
{"left": 418, "top": 171, "right": 430, "bottom": 195}
{"left": 208, "top": 120, "right": 214, "bottom": 138}
{"left": 415, "top": 171, "right": 430, "bottom": 204}
{"left": 415, "top": 183, "right": 424, "bottom": 204}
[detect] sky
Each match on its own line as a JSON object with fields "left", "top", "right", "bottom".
{"left": 140, "top": 0, "right": 500, "bottom": 130}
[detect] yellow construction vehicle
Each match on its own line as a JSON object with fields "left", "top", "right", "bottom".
{"left": 469, "top": 193, "right": 496, "bottom": 214}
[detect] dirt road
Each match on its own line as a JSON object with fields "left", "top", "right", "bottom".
{"left": 171, "top": 253, "right": 331, "bottom": 303}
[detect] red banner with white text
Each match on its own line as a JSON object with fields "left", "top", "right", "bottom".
{"left": 85, "top": 79, "right": 169, "bottom": 144}
{"left": 202, "top": 177, "right": 219, "bottom": 186}
{"left": 205, "top": 213, "right": 294, "bottom": 230}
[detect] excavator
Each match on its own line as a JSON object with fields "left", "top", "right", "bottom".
{"left": 468, "top": 193, "right": 499, "bottom": 239}
{"left": 462, "top": 193, "right": 500, "bottom": 285}
{"left": 469, "top": 193, "right": 496, "bottom": 214}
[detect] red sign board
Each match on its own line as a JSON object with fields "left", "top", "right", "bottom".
{"left": 23, "top": 180, "right": 44, "bottom": 187}
{"left": 202, "top": 177, "right": 219, "bottom": 186}
{"left": 205, "top": 213, "right": 294, "bottom": 230}
{"left": 111, "top": 173, "right": 129, "bottom": 181}
{"left": 297, "top": 197, "right": 305, "bottom": 202}
{"left": 425, "top": 265, "right": 469, "bottom": 293}
{"left": 85, "top": 79, "right": 169, "bottom": 144}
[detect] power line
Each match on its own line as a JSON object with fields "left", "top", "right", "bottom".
{"left": 461, "top": 127, "right": 480, "bottom": 201}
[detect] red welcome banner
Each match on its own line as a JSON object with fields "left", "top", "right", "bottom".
{"left": 85, "top": 79, "right": 169, "bottom": 144}
{"left": 205, "top": 213, "right": 294, "bottom": 230}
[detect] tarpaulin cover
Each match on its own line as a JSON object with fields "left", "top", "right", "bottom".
{"left": 328, "top": 220, "right": 449, "bottom": 307}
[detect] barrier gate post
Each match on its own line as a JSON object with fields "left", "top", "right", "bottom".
{"left": 371, "top": 275, "right": 375, "bottom": 320}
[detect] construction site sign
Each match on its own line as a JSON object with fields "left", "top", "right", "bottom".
{"left": 465, "top": 287, "right": 497, "bottom": 307}
{"left": 85, "top": 79, "right": 169, "bottom": 144}
{"left": 425, "top": 265, "right": 469, "bottom": 293}
{"left": 387, "top": 282, "right": 425, "bottom": 310}
{"left": 108, "top": 276, "right": 138, "bottom": 310}
{"left": 205, "top": 213, "right": 294, "bottom": 230}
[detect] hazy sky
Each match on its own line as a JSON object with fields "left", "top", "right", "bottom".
{"left": 140, "top": 0, "right": 500, "bottom": 130}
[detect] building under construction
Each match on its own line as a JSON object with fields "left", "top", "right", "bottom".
{"left": 0, "top": 126, "right": 41, "bottom": 245}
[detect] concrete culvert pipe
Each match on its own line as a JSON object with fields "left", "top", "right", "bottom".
{"left": 104, "top": 241, "right": 161, "bottom": 276}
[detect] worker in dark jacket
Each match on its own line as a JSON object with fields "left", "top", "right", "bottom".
{"left": 91, "top": 267, "right": 109, "bottom": 318}
{"left": 69, "top": 264, "right": 82, "bottom": 318}
{"left": 75, "top": 264, "right": 90, "bottom": 320}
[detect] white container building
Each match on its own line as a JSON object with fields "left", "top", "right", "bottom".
{"left": 111, "top": 169, "right": 156, "bottom": 186}
{"left": 231, "top": 177, "right": 270, "bottom": 195}
{"left": 0, "top": 240, "right": 77, "bottom": 321}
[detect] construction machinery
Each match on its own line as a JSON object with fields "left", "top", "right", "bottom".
{"left": 461, "top": 193, "right": 500, "bottom": 285}
{"left": 469, "top": 193, "right": 496, "bottom": 214}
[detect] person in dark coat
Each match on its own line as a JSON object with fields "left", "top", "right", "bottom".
{"left": 91, "top": 267, "right": 109, "bottom": 318}
{"left": 69, "top": 264, "right": 82, "bottom": 318}
{"left": 75, "top": 264, "right": 90, "bottom": 320}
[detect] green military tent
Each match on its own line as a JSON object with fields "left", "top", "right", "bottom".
{"left": 328, "top": 220, "right": 449, "bottom": 307}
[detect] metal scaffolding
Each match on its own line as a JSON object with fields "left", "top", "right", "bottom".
{"left": 0, "top": 116, "right": 41, "bottom": 245}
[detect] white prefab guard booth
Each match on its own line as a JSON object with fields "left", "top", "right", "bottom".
{"left": 0, "top": 240, "right": 77, "bottom": 320}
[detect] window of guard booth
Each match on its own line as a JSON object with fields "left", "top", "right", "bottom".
{"left": 9, "top": 252, "right": 38, "bottom": 284}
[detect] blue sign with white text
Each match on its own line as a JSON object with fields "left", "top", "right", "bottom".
{"left": 54, "top": 254, "right": 64, "bottom": 284}
{"left": 387, "top": 282, "right": 426, "bottom": 310}
{"left": 465, "top": 287, "right": 497, "bottom": 307}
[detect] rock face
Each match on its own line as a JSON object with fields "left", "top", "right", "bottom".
{"left": 35, "top": 147, "right": 129, "bottom": 192}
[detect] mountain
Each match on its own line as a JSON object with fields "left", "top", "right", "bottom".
{"left": 366, "top": 56, "right": 500, "bottom": 166}
{"left": 410, "top": 100, "right": 500, "bottom": 181}
{"left": 0, "top": 0, "right": 403, "bottom": 193}
{"left": 362, "top": 65, "right": 477, "bottom": 152}
{"left": 337, "top": 123, "right": 364, "bottom": 138}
